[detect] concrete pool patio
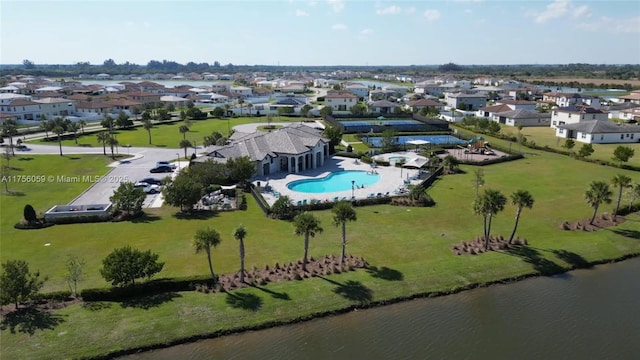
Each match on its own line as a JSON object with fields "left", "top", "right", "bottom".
{"left": 252, "top": 156, "right": 425, "bottom": 206}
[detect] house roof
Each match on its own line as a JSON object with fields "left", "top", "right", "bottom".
{"left": 479, "top": 104, "right": 512, "bottom": 113}
{"left": 557, "top": 120, "right": 640, "bottom": 134}
{"left": 496, "top": 100, "right": 536, "bottom": 106}
{"left": 495, "top": 109, "right": 551, "bottom": 119}
{"left": 199, "top": 123, "right": 328, "bottom": 163}
{"left": 34, "top": 97, "right": 73, "bottom": 104}
{"left": 370, "top": 100, "right": 399, "bottom": 108}
{"left": 407, "top": 99, "right": 443, "bottom": 107}
{"left": 9, "top": 99, "right": 40, "bottom": 106}
{"left": 326, "top": 91, "right": 358, "bottom": 99}
{"left": 448, "top": 92, "right": 487, "bottom": 99}
{"left": 557, "top": 105, "right": 606, "bottom": 114}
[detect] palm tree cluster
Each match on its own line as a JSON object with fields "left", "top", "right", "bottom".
{"left": 191, "top": 202, "right": 359, "bottom": 285}
{"left": 473, "top": 188, "right": 535, "bottom": 250}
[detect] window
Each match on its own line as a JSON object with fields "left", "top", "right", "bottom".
{"left": 558, "top": 128, "right": 564, "bottom": 134}
{"left": 592, "top": 115, "right": 595, "bottom": 119}
{"left": 621, "top": 134, "right": 624, "bottom": 139}
{"left": 601, "top": 136, "right": 604, "bottom": 140}
{"left": 581, "top": 133, "right": 587, "bottom": 139}
{"left": 568, "top": 114, "right": 572, "bottom": 118}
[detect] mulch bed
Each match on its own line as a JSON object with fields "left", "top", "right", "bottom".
{"left": 452, "top": 235, "right": 528, "bottom": 255}
{"left": 560, "top": 213, "right": 625, "bottom": 231}
{"left": 197, "top": 254, "right": 369, "bottom": 293}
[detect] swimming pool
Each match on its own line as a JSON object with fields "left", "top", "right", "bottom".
{"left": 366, "top": 135, "right": 467, "bottom": 147}
{"left": 287, "top": 170, "right": 380, "bottom": 193}
{"left": 388, "top": 156, "right": 409, "bottom": 163}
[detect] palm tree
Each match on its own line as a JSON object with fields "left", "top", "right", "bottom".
{"left": 508, "top": 190, "right": 534, "bottom": 244}
{"left": 585, "top": 181, "right": 613, "bottom": 225}
{"left": 247, "top": 102, "right": 253, "bottom": 116}
{"left": 332, "top": 201, "right": 357, "bottom": 265}
{"left": 443, "top": 154, "right": 459, "bottom": 174}
{"left": 233, "top": 225, "right": 247, "bottom": 283}
{"left": 238, "top": 98, "right": 245, "bottom": 115}
{"left": 142, "top": 119, "right": 153, "bottom": 144}
{"left": 107, "top": 135, "right": 119, "bottom": 159}
{"left": 52, "top": 124, "right": 65, "bottom": 156}
{"left": 78, "top": 119, "right": 87, "bottom": 135}
{"left": 68, "top": 122, "right": 79, "bottom": 144}
{"left": 1, "top": 119, "right": 18, "bottom": 156}
{"left": 611, "top": 174, "right": 632, "bottom": 216}
{"left": 194, "top": 227, "right": 222, "bottom": 282}
{"left": 628, "top": 183, "right": 640, "bottom": 212}
{"left": 179, "top": 125, "right": 190, "bottom": 140}
{"left": 473, "top": 189, "right": 507, "bottom": 250}
{"left": 179, "top": 139, "right": 192, "bottom": 159}
{"left": 39, "top": 115, "right": 49, "bottom": 139}
{"left": 96, "top": 132, "right": 109, "bottom": 155}
{"left": 474, "top": 168, "right": 485, "bottom": 197}
{"left": 293, "top": 212, "right": 323, "bottom": 271}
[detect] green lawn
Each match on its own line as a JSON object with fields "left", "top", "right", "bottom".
{"left": 499, "top": 125, "right": 640, "bottom": 166}
{"left": 33, "top": 116, "right": 314, "bottom": 149}
{"left": 2, "top": 139, "right": 640, "bottom": 358}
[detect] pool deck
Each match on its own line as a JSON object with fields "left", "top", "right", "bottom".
{"left": 253, "top": 156, "right": 424, "bottom": 206}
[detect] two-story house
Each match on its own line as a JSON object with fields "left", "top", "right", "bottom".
{"left": 550, "top": 105, "right": 608, "bottom": 129}
{"left": 326, "top": 91, "right": 358, "bottom": 112}
{"left": 445, "top": 92, "right": 487, "bottom": 111}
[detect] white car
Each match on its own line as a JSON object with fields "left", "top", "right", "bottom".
{"left": 134, "top": 182, "right": 161, "bottom": 194}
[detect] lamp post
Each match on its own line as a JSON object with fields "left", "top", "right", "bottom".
{"left": 176, "top": 153, "right": 181, "bottom": 170}
{"left": 351, "top": 180, "right": 355, "bottom": 199}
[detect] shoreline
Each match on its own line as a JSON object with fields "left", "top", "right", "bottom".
{"left": 89, "top": 252, "right": 640, "bottom": 360}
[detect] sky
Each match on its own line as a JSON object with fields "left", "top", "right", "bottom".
{"left": 1, "top": 0, "right": 639, "bottom": 66}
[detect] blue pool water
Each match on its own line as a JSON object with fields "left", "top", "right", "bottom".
{"left": 366, "top": 135, "right": 467, "bottom": 147}
{"left": 287, "top": 170, "right": 380, "bottom": 193}
{"left": 388, "top": 156, "right": 409, "bottom": 162}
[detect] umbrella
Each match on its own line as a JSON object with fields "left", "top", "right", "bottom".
{"left": 402, "top": 158, "right": 428, "bottom": 169}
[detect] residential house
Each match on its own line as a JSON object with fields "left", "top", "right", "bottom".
{"left": 543, "top": 92, "right": 600, "bottom": 107}
{"left": 405, "top": 99, "right": 444, "bottom": 113}
{"left": 619, "top": 90, "right": 640, "bottom": 105}
{"left": 34, "top": 98, "right": 76, "bottom": 119}
{"left": 369, "top": 100, "right": 400, "bottom": 114}
{"left": 326, "top": 91, "right": 358, "bottom": 112}
{"left": 0, "top": 98, "right": 42, "bottom": 121}
{"left": 492, "top": 109, "right": 551, "bottom": 127}
{"left": 369, "top": 89, "right": 399, "bottom": 102}
{"left": 556, "top": 120, "right": 640, "bottom": 144}
{"left": 344, "top": 83, "right": 369, "bottom": 99}
{"left": 196, "top": 123, "right": 329, "bottom": 177}
{"left": 476, "top": 104, "right": 513, "bottom": 118}
{"left": 619, "top": 108, "right": 640, "bottom": 123}
{"left": 550, "top": 105, "right": 608, "bottom": 129}
{"left": 495, "top": 99, "right": 537, "bottom": 111}
{"left": 445, "top": 92, "right": 487, "bottom": 111}
{"left": 601, "top": 102, "right": 640, "bottom": 119}
{"left": 124, "top": 91, "right": 162, "bottom": 104}
{"left": 230, "top": 86, "right": 253, "bottom": 98}
{"left": 160, "top": 95, "right": 191, "bottom": 107}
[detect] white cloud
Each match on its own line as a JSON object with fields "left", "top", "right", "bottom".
{"left": 572, "top": 5, "right": 590, "bottom": 18}
{"left": 360, "top": 28, "right": 374, "bottom": 35}
{"left": 612, "top": 16, "right": 640, "bottom": 33}
{"left": 376, "top": 5, "right": 401, "bottom": 15}
{"left": 296, "top": 9, "right": 309, "bottom": 16}
{"left": 332, "top": 23, "right": 347, "bottom": 30}
{"left": 533, "top": 0, "right": 570, "bottom": 23}
{"left": 327, "top": 0, "right": 344, "bottom": 13}
{"left": 423, "top": 9, "right": 441, "bottom": 22}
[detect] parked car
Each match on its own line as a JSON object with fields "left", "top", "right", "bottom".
{"left": 150, "top": 165, "right": 174, "bottom": 173}
{"left": 134, "top": 182, "right": 160, "bottom": 193}
{"left": 155, "top": 161, "right": 177, "bottom": 169}
{"left": 137, "top": 177, "right": 163, "bottom": 185}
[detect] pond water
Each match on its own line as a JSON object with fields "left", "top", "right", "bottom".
{"left": 121, "top": 258, "right": 640, "bottom": 360}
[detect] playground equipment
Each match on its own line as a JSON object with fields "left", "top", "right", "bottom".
{"left": 466, "top": 136, "right": 494, "bottom": 155}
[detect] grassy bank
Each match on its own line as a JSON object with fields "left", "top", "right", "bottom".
{"left": 30, "top": 116, "right": 312, "bottom": 149}
{"left": 2, "top": 138, "right": 640, "bottom": 358}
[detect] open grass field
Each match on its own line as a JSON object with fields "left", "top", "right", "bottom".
{"left": 497, "top": 125, "right": 640, "bottom": 167}
{"left": 2, "top": 135, "right": 640, "bottom": 358}
{"left": 32, "top": 116, "right": 313, "bottom": 149}
{"left": 524, "top": 77, "right": 640, "bottom": 87}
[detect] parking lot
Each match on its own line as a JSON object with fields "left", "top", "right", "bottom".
{"left": 65, "top": 147, "right": 191, "bottom": 208}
